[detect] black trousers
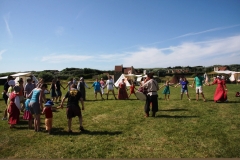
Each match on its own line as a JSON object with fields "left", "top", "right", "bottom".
{"left": 144, "top": 94, "right": 158, "bottom": 113}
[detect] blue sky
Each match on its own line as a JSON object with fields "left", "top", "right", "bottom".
{"left": 1, "top": 0, "right": 240, "bottom": 73}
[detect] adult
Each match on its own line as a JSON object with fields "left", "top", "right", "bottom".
{"left": 73, "top": 78, "right": 77, "bottom": 85}
{"left": 24, "top": 78, "right": 35, "bottom": 99}
{"left": 2, "top": 75, "right": 13, "bottom": 120}
{"left": 99, "top": 78, "right": 105, "bottom": 95}
{"left": 28, "top": 83, "right": 48, "bottom": 132}
{"left": 60, "top": 84, "right": 85, "bottom": 133}
{"left": 209, "top": 75, "right": 227, "bottom": 102}
{"left": 91, "top": 78, "right": 104, "bottom": 100}
{"left": 118, "top": 79, "right": 128, "bottom": 100}
{"left": 8, "top": 86, "right": 21, "bottom": 129}
{"left": 49, "top": 79, "right": 57, "bottom": 103}
{"left": 221, "top": 75, "right": 228, "bottom": 101}
{"left": 65, "top": 78, "right": 74, "bottom": 91}
{"left": 105, "top": 76, "right": 117, "bottom": 100}
{"left": 18, "top": 78, "right": 25, "bottom": 111}
{"left": 56, "top": 77, "right": 65, "bottom": 102}
{"left": 175, "top": 77, "right": 191, "bottom": 100}
{"left": 191, "top": 73, "right": 206, "bottom": 102}
{"left": 77, "top": 77, "right": 89, "bottom": 101}
{"left": 141, "top": 73, "right": 159, "bottom": 117}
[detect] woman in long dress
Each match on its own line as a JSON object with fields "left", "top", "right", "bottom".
{"left": 118, "top": 79, "right": 128, "bottom": 100}
{"left": 209, "top": 76, "right": 227, "bottom": 102}
{"left": 8, "top": 86, "right": 21, "bottom": 128}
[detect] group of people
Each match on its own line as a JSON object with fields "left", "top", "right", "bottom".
{"left": 85, "top": 76, "right": 137, "bottom": 100}
{"left": 159, "top": 73, "right": 228, "bottom": 103}
{"left": 1, "top": 73, "right": 230, "bottom": 133}
{"left": 2, "top": 76, "right": 86, "bottom": 134}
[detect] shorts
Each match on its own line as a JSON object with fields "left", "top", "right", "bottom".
{"left": 94, "top": 89, "right": 101, "bottom": 94}
{"left": 66, "top": 104, "right": 82, "bottom": 119}
{"left": 107, "top": 89, "right": 114, "bottom": 92}
{"left": 196, "top": 86, "right": 203, "bottom": 93}
{"left": 181, "top": 88, "right": 188, "bottom": 93}
{"left": 29, "top": 102, "right": 41, "bottom": 115}
{"left": 3, "top": 93, "right": 8, "bottom": 105}
{"left": 56, "top": 90, "right": 62, "bottom": 97}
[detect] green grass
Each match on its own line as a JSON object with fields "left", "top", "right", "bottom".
{"left": 0, "top": 81, "right": 240, "bottom": 158}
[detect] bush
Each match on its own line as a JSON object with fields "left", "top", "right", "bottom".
{"left": 38, "top": 72, "right": 54, "bottom": 82}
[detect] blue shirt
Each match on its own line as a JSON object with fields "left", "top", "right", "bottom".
{"left": 30, "top": 89, "right": 41, "bottom": 103}
{"left": 180, "top": 81, "right": 188, "bottom": 89}
{"left": 92, "top": 82, "right": 101, "bottom": 91}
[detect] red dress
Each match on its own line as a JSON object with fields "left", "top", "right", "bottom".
{"left": 8, "top": 93, "right": 20, "bottom": 125}
{"left": 130, "top": 85, "right": 135, "bottom": 94}
{"left": 212, "top": 79, "right": 227, "bottom": 102}
{"left": 118, "top": 82, "right": 128, "bottom": 100}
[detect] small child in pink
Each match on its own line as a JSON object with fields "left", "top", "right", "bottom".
{"left": 23, "top": 98, "right": 33, "bottom": 129}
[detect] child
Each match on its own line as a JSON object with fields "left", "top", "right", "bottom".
{"left": 175, "top": 77, "right": 191, "bottom": 101}
{"left": 160, "top": 81, "right": 173, "bottom": 100}
{"left": 23, "top": 98, "right": 33, "bottom": 129}
{"left": 128, "top": 80, "right": 137, "bottom": 99}
{"left": 42, "top": 100, "right": 54, "bottom": 134}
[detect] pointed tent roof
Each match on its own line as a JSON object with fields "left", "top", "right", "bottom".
{"left": 114, "top": 74, "right": 131, "bottom": 87}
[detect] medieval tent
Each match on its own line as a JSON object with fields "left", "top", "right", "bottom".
{"left": 169, "top": 74, "right": 183, "bottom": 84}
{"left": 229, "top": 72, "right": 240, "bottom": 82}
{"left": 114, "top": 74, "right": 131, "bottom": 87}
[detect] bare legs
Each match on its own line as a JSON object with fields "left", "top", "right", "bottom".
{"left": 196, "top": 93, "right": 206, "bottom": 101}
{"left": 34, "top": 114, "right": 40, "bottom": 132}
{"left": 106, "top": 90, "right": 117, "bottom": 100}
{"left": 68, "top": 116, "right": 84, "bottom": 132}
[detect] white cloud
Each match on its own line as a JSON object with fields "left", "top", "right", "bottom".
{"left": 3, "top": 13, "right": 12, "bottom": 37}
{"left": 0, "top": 49, "right": 7, "bottom": 60}
{"left": 55, "top": 26, "right": 64, "bottom": 36}
{"left": 173, "top": 24, "right": 240, "bottom": 39}
{"left": 141, "top": 24, "right": 240, "bottom": 47}
{"left": 41, "top": 54, "right": 93, "bottom": 63}
{"left": 40, "top": 35, "right": 240, "bottom": 68}
{"left": 122, "top": 35, "right": 240, "bottom": 68}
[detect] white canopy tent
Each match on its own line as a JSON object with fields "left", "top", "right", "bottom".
{"left": 114, "top": 74, "right": 131, "bottom": 87}
{"left": 0, "top": 72, "right": 38, "bottom": 86}
{"left": 229, "top": 72, "right": 240, "bottom": 82}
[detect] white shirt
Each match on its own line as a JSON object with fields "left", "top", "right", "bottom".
{"left": 106, "top": 79, "right": 114, "bottom": 90}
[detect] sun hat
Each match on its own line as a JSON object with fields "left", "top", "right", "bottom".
{"left": 80, "top": 77, "right": 84, "bottom": 80}
{"left": 13, "top": 86, "right": 20, "bottom": 92}
{"left": 8, "top": 80, "right": 15, "bottom": 86}
{"left": 44, "top": 100, "right": 54, "bottom": 107}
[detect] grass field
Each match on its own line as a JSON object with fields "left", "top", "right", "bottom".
{"left": 0, "top": 80, "right": 240, "bottom": 158}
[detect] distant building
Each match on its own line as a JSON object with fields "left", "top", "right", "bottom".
{"left": 213, "top": 65, "right": 229, "bottom": 71}
{"left": 114, "top": 65, "right": 135, "bottom": 82}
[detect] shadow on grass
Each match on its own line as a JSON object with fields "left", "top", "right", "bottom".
{"left": 50, "top": 128, "right": 122, "bottom": 136}
{"left": 156, "top": 115, "right": 199, "bottom": 118}
{"left": 207, "top": 100, "right": 240, "bottom": 103}
{"left": 159, "top": 108, "right": 189, "bottom": 111}
{"left": 80, "top": 130, "right": 122, "bottom": 136}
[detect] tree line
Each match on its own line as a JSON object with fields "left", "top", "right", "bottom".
{"left": 0, "top": 65, "right": 239, "bottom": 83}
